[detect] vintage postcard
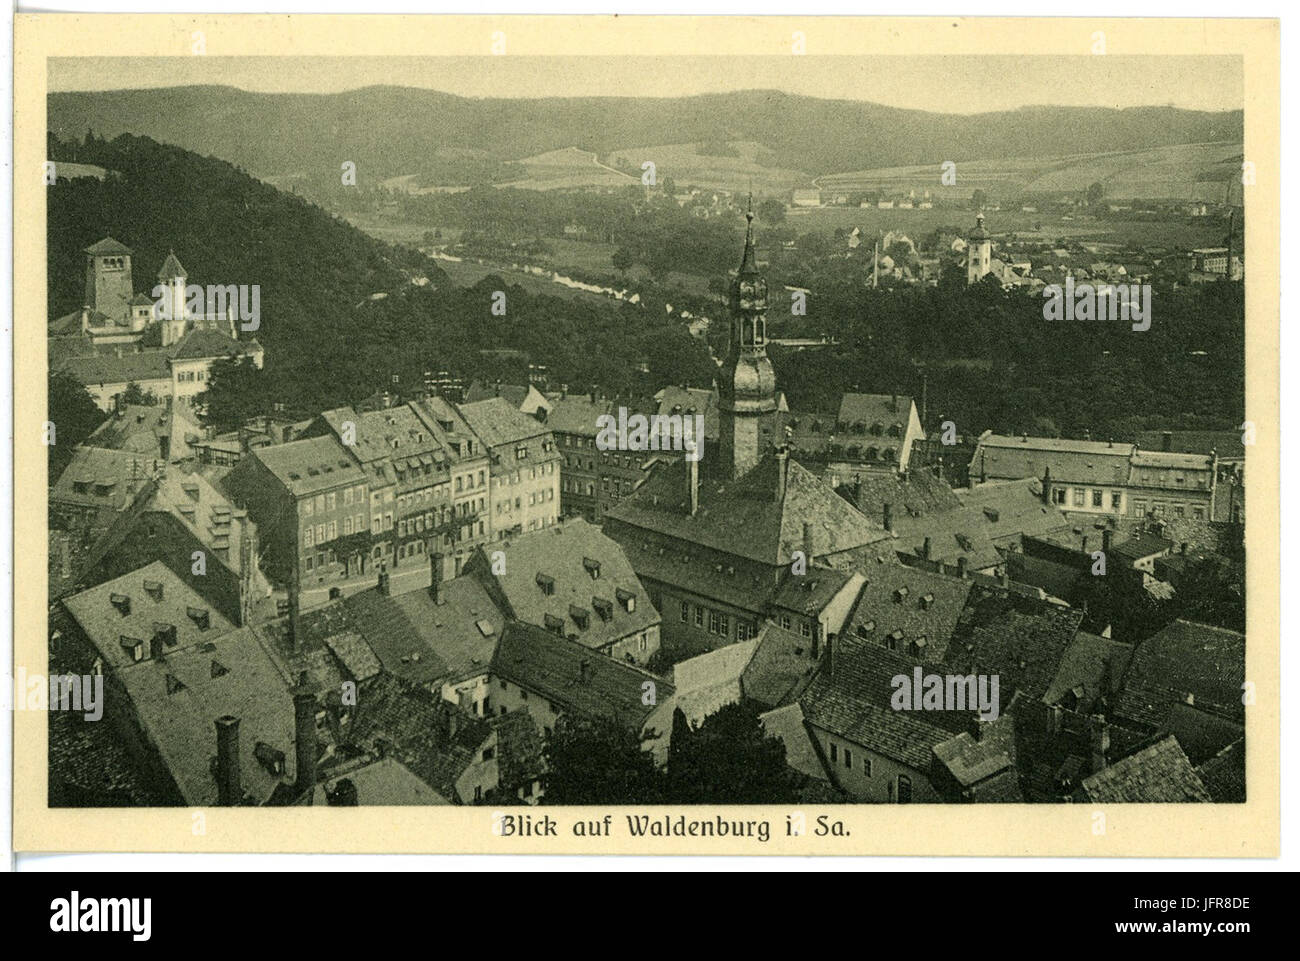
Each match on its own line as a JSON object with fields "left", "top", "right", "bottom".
{"left": 12, "top": 14, "right": 1280, "bottom": 856}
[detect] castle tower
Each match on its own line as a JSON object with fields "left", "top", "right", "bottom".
{"left": 157, "top": 250, "right": 188, "bottom": 346}
{"left": 966, "top": 213, "right": 992, "bottom": 285}
{"left": 718, "top": 198, "right": 778, "bottom": 479}
{"left": 83, "top": 237, "right": 134, "bottom": 324}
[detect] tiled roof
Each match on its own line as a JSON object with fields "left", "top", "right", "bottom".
{"left": 480, "top": 519, "right": 659, "bottom": 653}
{"left": 742, "top": 623, "right": 820, "bottom": 709}
{"left": 62, "top": 560, "right": 235, "bottom": 672}
{"left": 1080, "top": 735, "right": 1211, "bottom": 803}
{"left": 771, "top": 566, "right": 855, "bottom": 616}
{"left": 1136, "top": 430, "right": 1244, "bottom": 461}
{"left": 837, "top": 468, "right": 961, "bottom": 522}
{"left": 314, "top": 757, "right": 451, "bottom": 806}
{"left": 842, "top": 561, "right": 973, "bottom": 665}
{"left": 85, "top": 236, "right": 132, "bottom": 255}
{"left": 956, "top": 478, "right": 1074, "bottom": 545}
{"left": 942, "top": 586, "right": 1084, "bottom": 702}
{"left": 56, "top": 349, "right": 173, "bottom": 387}
{"left": 1194, "top": 739, "right": 1245, "bottom": 803}
{"left": 322, "top": 632, "right": 382, "bottom": 683}
{"left": 1113, "top": 619, "right": 1245, "bottom": 728}
{"left": 491, "top": 620, "right": 671, "bottom": 731}
{"left": 346, "top": 673, "right": 491, "bottom": 804}
{"left": 1041, "top": 630, "right": 1132, "bottom": 710}
{"left": 1160, "top": 701, "right": 1244, "bottom": 766}
{"left": 51, "top": 445, "right": 160, "bottom": 512}
{"left": 932, "top": 716, "right": 1017, "bottom": 790}
{"left": 654, "top": 386, "right": 719, "bottom": 442}
{"left": 170, "top": 327, "right": 253, "bottom": 361}
{"left": 342, "top": 575, "right": 502, "bottom": 687}
{"left": 799, "top": 638, "right": 975, "bottom": 771}
{"left": 459, "top": 397, "right": 551, "bottom": 449}
{"left": 836, "top": 393, "right": 914, "bottom": 430}
{"left": 157, "top": 250, "right": 186, "bottom": 279}
{"left": 1112, "top": 533, "right": 1174, "bottom": 561}
{"left": 84, "top": 404, "right": 201, "bottom": 458}
{"left": 606, "top": 452, "right": 890, "bottom": 567}
{"left": 251, "top": 435, "right": 366, "bottom": 497}
{"left": 115, "top": 625, "right": 296, "bottom": 806}
{"left": 973, "top": 433, "right": 1133, "bottom": 486}
{"left": 545, "top": 394, "right": 617, "bottom": 437}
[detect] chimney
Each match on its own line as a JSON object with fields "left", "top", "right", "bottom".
{"left": 999, "top": 569, "right": 1010, "bottom": 588}
{"left": 149, "top": 633, "right": 165, "bottom": 661}
{"left": 922, "top": 536, "right": 932, "bottom": 560}
{"left": 802, "top": 522, "right": 814, "bottom": 562}
{"left": 429, "top": 552, "right": 444, "bottom": 602}
{"left": 957, "top": 556, "right": 969, "bottom": 579}
{"left": 1081, "top": 535, "right": 1088, "bottom": 553}
{"left": 1041, "top": 466, "right": 1052, "bottom": 504}
{"left": 1161, "top": 430, "right": 1173, "bottom": 452}
{"left": 293, "top": 672, "right": 317, "bottom": 797}
{"left": 80, "top": 305, "right": 91, "bottom": 331}
{"left": 215, "top": 715, "right": 241, "bottom": 806}
{"left": 378, "top": 566, "right": 391, "bottom": 596}
{"left": 1102, "top": 528, "right": 1113, "bottom": 552}
{"left": 1089, "top": 714, "right": 1110, "bottom": 773}
{"left": 883, "top": 502, "right": 894, "bottom": 532}
{"left": 824, "top": 632, "right": 836, "bottom": 680}
{"left": 774, "top": 445, "right": 789, "bottom": 503}
{"left": 689, "top": 455, "right": 700, "bottom": 516}
{"left": 579, "top": 660, "right": 592, "bottom": 684}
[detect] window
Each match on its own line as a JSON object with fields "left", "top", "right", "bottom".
{"left": 1092, "top": 490, "right": 1103, "bottom": 508}
{"left": 482, "top": 748, "right": 495, "bottom": 761}
{"left": 326, "top": 492, "right": 336, "bottom": 511}
{"left": 681, "top": 601, "right": 690, "bottom": 623}
{"left": 863, "top": 757, "right": 872, "bottom": 777}
{"left": 799, "top": 620, "right": 812, "bottom": 638}
{"left": 829, "top": 743, "right": 838, "bottom": 764}
{"left": 344, "top": 488, "right": 353, "bottom": 506}
{"left": 1072, "top": 489, "right": 1085, "bottom": 508}
{"left": 356, "top": 514, "right": 365, "bottom": 531}
{"left": 304, "top": 526, "right": 314, "bottom": 547}
{"left": 843, "top": 748, "right": 853, "bottom": 768}
{"left": 315, "top": 524, "right": 325, "bottom": 544}
{"left": 328, "top": 521, "right": 337, "bottom": 540}
{"left": 1193, "top": 506, "right": 1205, "bottom": 520}
{"left": 718, "top": 613, "right": 729, "bottom": 637}
{"left": 304, "top": 498, "right": 314, "bottom": 517}
{"left": 315, "top": 494, "right": 325, "bottom": 513}
{"left": 709, "top": 610, "right": 721, "bottom": 634}
{"left": 780, "top": 614, "right": 791, "bottom": 630}
{"left": 694, "top": 606, "right": 704, "bottom": 628}
{"left": 1052, "top": 489, "right": 1066, "bottom": 505}
{"left": 1111, "top": 491, "right": 1122, "bottom": 509}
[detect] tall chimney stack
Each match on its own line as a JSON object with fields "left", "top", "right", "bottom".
{"left": 1041, "top": 466, "right": 1052, "bottom": 504}
{"left": 825, "top": 632, "right": 836, "bottom": 680}
{"left": 774, "top": 445, "right": 789, "bottom": 503}
{"left": 215, "top": 715, "right": 241, "bottom": 806}
{"left": 689, "top": 454, "right": 700, "bottom": 516}
{"left": 1089, "top": 714, "right": 1110, "bottom": 773}
{"left": 429, "top": 552, "right": 444, "bottom": 603}
{"left": 957, "top": 556, "right": 969, "bottom": 579}
{"left": 378, "top": 566, "right": 391, "bottom": 596}
{"left": 883, "top": 502, "right": 894, "bottom": 532}
{"left": 922, "top": 536, "right": 932, "bottom": 561}
{"left": 802, "top": 521, "right": 814, "bottom": 563}
{"left": 293, "top": 672, "right": 317, "bottom": 798}
{"left": 1102, "top": 528, "right": 1113, "bottom": 553}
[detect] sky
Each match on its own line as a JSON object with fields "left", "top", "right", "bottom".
{"left": 49, "top": 55, "right": 1243, "bottom": 114}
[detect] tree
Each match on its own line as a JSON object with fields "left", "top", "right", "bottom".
{"left": 610, "top": 246, "right": 636, "bottom": 274}
{"left": 664, "top": 703, "right": 802, "bottom": 804}
{"left": 197, "top": 356, "right": 273, "bottom": 433}
{"left": 119, "top": 381, "right": 158, "bottom": 407}
{"left": 541, "top": 714, "right": 665, "bottom": 804}
{"left": 1087, "top": 181, "right": 1106, "bottom": 207}
{"left": 47, "top": 372, "right": 106, "bottom": 484}
{"left": 756, "top": 198, "right": 787, "bottom": 226}
{"left": 970, "top": 189, "right": 988, "bottom": 211}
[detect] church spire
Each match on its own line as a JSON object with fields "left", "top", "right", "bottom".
{"left": 738, "top": 192, "right": 760, "bottom": 277}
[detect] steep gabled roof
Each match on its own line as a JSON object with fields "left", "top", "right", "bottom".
{"left": 1080, "top": 735, "right": 1211, "bottom": 803}
{"left": 84, "top": 237, "right": 132, "bottom": 256}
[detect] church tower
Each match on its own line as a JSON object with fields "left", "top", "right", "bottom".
{"left": 83, "top": 237, "right": 134, "bottom": 324}
{"left": 966, "top": 212, "right": 992, "bottom": 284}
{"left": 718, "top": 199, "right": 778, "bottom": 479}
{"left": 157, "top": 250, "right": 189, "bottom": 346}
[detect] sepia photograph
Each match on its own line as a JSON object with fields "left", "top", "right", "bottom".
{"left": 10, "top": 13, "right": 1280, "bottom": 861}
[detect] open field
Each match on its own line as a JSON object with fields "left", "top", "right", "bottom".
{"left": 606, "top": 141, "right": 811, "bottom": 193}
{"left": 498, "top": 146, "right": 637, "bottom": 190}
{"left": 818, "top": 141, "right": 1242, "bottom": 203}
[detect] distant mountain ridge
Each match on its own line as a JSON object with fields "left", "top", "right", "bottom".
{"left": 49, "top": 85, "right": 1243, "bottom": 185}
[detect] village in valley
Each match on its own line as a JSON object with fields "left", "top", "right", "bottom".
{"left": 44, "top": 65, "right": 1247, "bottom": 810}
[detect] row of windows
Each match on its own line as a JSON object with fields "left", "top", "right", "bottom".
{"left": 680, "top": 601, "right": 756, "bottom": 640}
{"left": 828, "top": 742, "right": 873, "bottom": 777}
{"left": 495, "top": 488, "right": 556, "bottom": 514}
{"left": 175, "top": 369, "right": 206, "bottom": 384}
{"left": 1051, "top": 486, "right": 1123, "bottom": 510}
{"left": 1133, "top": 500, "right": 1206, "bottom": 520}
{"left": 778, "top": 613, "right": 814, "bottom": 639}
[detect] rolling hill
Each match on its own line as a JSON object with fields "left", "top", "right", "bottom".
{"left": 49, "top": 85, "right": 1242, "bottom": 194}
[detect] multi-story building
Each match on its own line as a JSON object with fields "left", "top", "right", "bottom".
{"left": 222, "top": 434, "right": 370, "bottom": 595}
{"left": 548, "top": 393, "right": 657, "bottom": 522}
{"left": 970, "top": 432, "right": 1217, "bottom": 523}
{"left": 458, "top": 397, "right": 560, "bottom": 541}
